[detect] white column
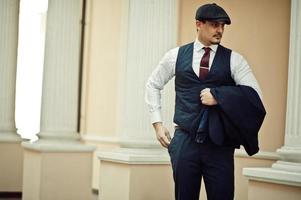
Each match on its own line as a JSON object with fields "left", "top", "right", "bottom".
{"left": 244, "top": 0, "right": 301, "bottom": 186}
{"left": 99, "top": 0, "right": 178, "bottom": 163}
{"left": 0, "top": 0, "right": 21, "bottom": 141}
{"left": 97, "top": 2, "right": 178, "bottom": 199}
{"left": 272, "top": 0, "right": 301, "bottom": 173}
{"left": 37, "top": 0, "right": 83, "bottom": 141}
{"left": 276, "top": 0, "right": 301, "bottom": 161}
{"left": 0, "top": 0, "right": 23, "bottom": 193}
{"left": 21, "top": 2, "right": 95, "bottom": 199}
{"left": 118, "top": 0, "right": 178, "bottom": 148}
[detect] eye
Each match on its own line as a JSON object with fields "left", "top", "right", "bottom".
{"left": 209, "top": 22, "right": 219, "bottom": 28}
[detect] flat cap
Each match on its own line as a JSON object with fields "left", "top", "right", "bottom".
{"left": 195, "top": 3, "right": 231, "bottom": 25}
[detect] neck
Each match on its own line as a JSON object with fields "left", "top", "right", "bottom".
{"left": 197, "top": 37, "right": 211, "bottom": 47}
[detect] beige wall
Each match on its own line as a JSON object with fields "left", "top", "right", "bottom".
{"left": 99, "top": 161, "right": 174, "bottom": 200}
{"left": 179, "top": 0, "right": 291, "bottom": 152}
{"left": 0, "top": 143, "right": 23, "bottom": 191}
{"left": 81, "top": 0, "right": 125, "bottom": 137}
{"left": 248, "top": 180, "right": 301, "bottom": 200}
{"left": 22, "top": 150, "right": 93, "bottom": 200}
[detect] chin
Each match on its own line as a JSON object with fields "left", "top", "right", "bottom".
{"left": 211, "top": 41, "right": 221, "bottom": 45}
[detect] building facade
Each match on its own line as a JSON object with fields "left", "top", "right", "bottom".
{"left": 0, "top": 0, "right": 300, "bottom": 199}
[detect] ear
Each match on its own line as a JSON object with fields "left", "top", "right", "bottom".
{"left": 195, "top": 20, "right": 205, "bottom": 31}
{"left": 196, "top": 20, "right": 203, "bottom": 31}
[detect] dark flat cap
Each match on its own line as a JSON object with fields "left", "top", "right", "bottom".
{"left": 195, "top": 3, "right": 231, "bottom": 25}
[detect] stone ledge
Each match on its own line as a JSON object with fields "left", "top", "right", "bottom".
{"left": 97, "top": 148, "right": 170, "bottom": 165}
{"left": 243, "top": 167, "right": 301, "bottom": 187}
{"left": 0, "top": 132, "right": 22, "bottom": 143}
{"left": 22, "top": 140, "right": 95, "bottom": 153}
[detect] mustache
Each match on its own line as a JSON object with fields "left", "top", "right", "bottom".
{"left": 213, "top": 33, "right": 222, "bottom": 37}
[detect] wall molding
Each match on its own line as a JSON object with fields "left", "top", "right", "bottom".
{"left": 235, "top": 148, "right": 280, "bottom": 160}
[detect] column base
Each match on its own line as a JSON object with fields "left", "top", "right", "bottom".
{"left": 37, "top": 131, "right": 81, "bottom": 141}
{"left": 0, "top": 131, "right": 22, "bottom": 142}
{"left": 234, "top": 149, "right": 278, "bottom": 200}
{"left": 243, "top": 164, "right": 301, "bottom": 199}
{"left": 22, "top": 140, "right": 95, "bottom": 200}
{"left": 0, "top": 132, "right": 23, "bottom": 192}
{"left": 97, "top": 148, "right": 173, "bottom": 200}
{"left": 277, "top": 146, "right": 301, "bottom": 162}
{"left": 243, "top": 167, "right": 301, "bottom": 187}
{"left": 243, "top": 147, "right": 301, "bottom": 199}
{"left": 247, "top": 179, "right": 301, "bottom": 200}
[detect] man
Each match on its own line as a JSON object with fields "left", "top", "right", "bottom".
{"left": 145, "top": 3, "right": 264, "bottom": 200}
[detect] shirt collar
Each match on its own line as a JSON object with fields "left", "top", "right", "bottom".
{"left": 194, "top": 38, "right": 218, "bottom": 53}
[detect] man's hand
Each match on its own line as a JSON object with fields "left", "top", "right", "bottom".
{"left": 200, "top": 88, "right": 217, "bottom": 106}
{"left": 152, "top": 122, "right": 171, "bottom": 148}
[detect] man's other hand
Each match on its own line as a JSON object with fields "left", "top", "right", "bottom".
{"left": 152, "top": 122, "right": 171, "bottom": 148}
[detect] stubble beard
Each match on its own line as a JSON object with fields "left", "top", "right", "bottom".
{"left": 211, "top": 34, "right": 222, "bottom": 45}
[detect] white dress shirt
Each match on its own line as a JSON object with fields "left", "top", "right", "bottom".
{"left": 145, "top": 39, "right": 262, "bottom": 124}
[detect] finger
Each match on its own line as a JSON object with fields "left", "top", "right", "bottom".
{"left": 160, "top": 135, "right": 170, "bottom": 146}
{"left": 201, "top": 88, "right": 209, "bottom": 93}
{"left": 201, "top": 91, "right": 208, "bottom": 97}
{"left": 159, "top": 139, "right": 168, "bottom": 148}
{"left": 158, "top": 134, "right": 169, "bottom": 146}
{"left": 165, "top": 132, "right": 172, "bottom": 141}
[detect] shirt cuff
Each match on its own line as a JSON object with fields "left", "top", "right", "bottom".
{"left": 150, "top": 110, "right": 162, "bottom": 124}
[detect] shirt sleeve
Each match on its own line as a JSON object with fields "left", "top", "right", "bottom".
{"left": 230, "top": 51, "right": 263, "bottom": 100}
{"left": 145, "top": 47, "right": 178, "bottom": 124}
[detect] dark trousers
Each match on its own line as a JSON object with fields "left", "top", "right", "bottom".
{"left": 168, "top": 128, "right": 235, "bottom": 200}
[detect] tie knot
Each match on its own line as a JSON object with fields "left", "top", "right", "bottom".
{"left": 203, "top": 47, "right": 211, "bottom": 53}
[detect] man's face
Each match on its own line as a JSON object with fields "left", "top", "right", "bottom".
{"left": 196, "top": 20, "right": 225, "bottom": 46}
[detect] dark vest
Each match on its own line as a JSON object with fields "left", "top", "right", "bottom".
{"left": 174, "top": 42, "right": 236, "bottom": 143}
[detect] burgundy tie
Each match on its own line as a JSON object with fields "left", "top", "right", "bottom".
{"left": 199, "top": 47, "right": 211, "bottom": 80}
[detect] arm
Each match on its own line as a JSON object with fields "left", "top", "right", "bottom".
{"left": 145, "top": 47, "right": 178, "bottom": 148}
{"left": 230, "top": 51, "right": 263, "bottom": 100}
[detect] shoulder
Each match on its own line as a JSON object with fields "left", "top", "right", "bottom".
{"left": 167, "top": 46, "right": 180, "bottom": 55}
{"left": 229, "top": 49, "right": 252, "bottom": 75}
{"left": 161, "top": 46, "right": 179, "bottom": 63}
{"left": 179, "top": 42, "right": 194, "bottom": 51}
{"left": 231, "top": 50, "right": 244, "bottom": 60}
{"left": 229, "top": 49, "right": 249, "bottom": 66}
{"left": 159, "top": 46, "right": 179, "bottom": 66}
{"left": 163, "top": 42, "right": 195, "bottom": 60}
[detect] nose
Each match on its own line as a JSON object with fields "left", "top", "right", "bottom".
{"left": 217, "top": 25, "right": 224, "bottom": 33}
